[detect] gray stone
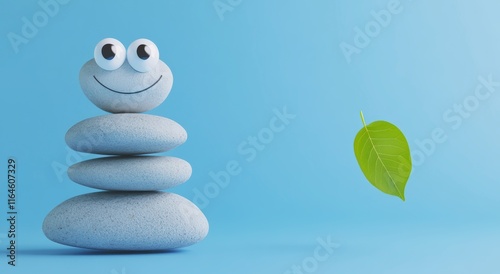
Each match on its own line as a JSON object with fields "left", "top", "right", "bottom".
{"left": 43, "top": 191, "right": 209, "bottom": 250}
{"left": 79, "top": 59, "right": 173, "bottom": 113}
{"left": 68, "top": 156, "right": 192, "bottom": 191}
{"left": 65, "top": 114, "right": 187, "bottom": 155}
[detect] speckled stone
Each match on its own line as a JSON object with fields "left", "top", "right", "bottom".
{"left": 65, "top": 113, "right": 187, "bottom": 155}
{"left": 68, "top": 156, "right": 192, "bottom": 191}
{"left": 42, "top": 191, "right": 209, "bottom": 250}
{"left": 79, "top": 59, "right": 173, "bottom": 113}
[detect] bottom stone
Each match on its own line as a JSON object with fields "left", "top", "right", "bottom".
{"left": 42, "top": 191, "right": 209, "bottom": 250}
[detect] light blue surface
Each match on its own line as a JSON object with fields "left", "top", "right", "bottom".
{"left": 1, "top": 0, "right": 500, "bottom": 273}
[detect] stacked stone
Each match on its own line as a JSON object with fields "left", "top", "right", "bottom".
{"left": 43, "top": 38, "right": 208, "bottom": 250}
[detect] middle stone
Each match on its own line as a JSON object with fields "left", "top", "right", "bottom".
{"left": 69, "top": 156, "right": 192, "bottom": 191}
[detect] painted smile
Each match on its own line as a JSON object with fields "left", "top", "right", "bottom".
{"left": 93, "top": 75, "right": 163, "bottom": 94}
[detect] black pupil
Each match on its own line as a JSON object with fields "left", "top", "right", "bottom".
{"left": 102, "top": 44, "right": 116, "bottom": 60}
{"left": 137, "top": 44, "right": 150, "bottom": 60}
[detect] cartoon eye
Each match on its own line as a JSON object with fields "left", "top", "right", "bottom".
{"left": 127, "top": 39, "right": 159, "bottom": 72}
{"left": 94, "top": 38, "right": 126, "bottom": 71}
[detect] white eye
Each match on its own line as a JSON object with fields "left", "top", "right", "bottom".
{"left": 94, "top": 38, "right": 126, "bottom": 71}
{"left": 127, "top": 38, "right": 159, "bottom": 72}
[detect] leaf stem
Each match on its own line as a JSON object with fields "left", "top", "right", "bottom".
{"left": 360, "top": 111, "right": 367, "bottom": 127}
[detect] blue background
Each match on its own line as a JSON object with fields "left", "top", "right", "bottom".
{"left": 1, "top": 0, "right": 500, "bottom": 273}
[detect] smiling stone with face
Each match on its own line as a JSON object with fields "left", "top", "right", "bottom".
{"left": 79, "top": 38, "right": 173, "bottom": 113}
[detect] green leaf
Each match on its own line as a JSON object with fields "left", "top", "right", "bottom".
{"left": 353, "top": 111, "right": 412, "bottom": 201}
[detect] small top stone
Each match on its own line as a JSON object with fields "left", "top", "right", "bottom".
{"left": 80, "top": 38, "right": 173, "bottom": 113}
